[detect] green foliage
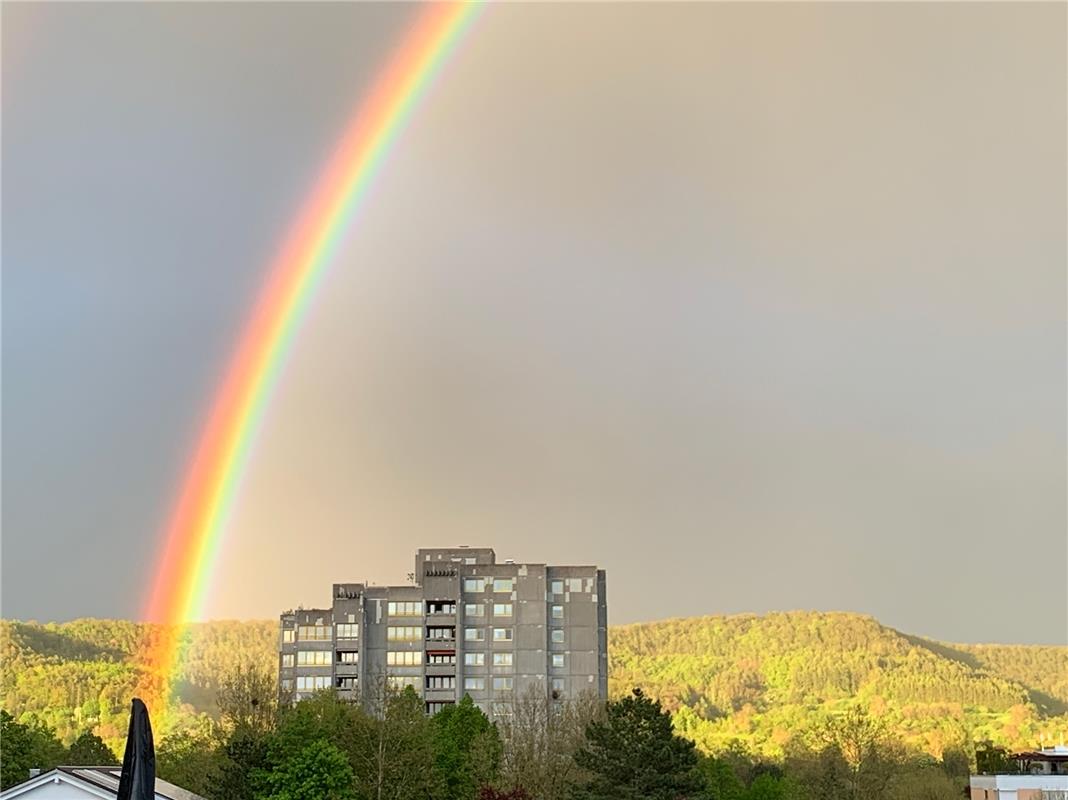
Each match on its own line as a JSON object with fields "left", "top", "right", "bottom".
{"left": 350, "top": 685, "right": 437, "bottom": 800}
{"left": 700, "top": 755, "right": 745, "bottom": 800}
{"left": 217, "top": 662, "right": 278, "bottom": 737}
{"left": 156, "top": 729, "right": 226, "bottom": 799}
{"left": 610, "top": 611, "right": 1068, "bottom": 758}
{"left": 0, "top": 618, "right": 277, "bottom": 751}
{"left": 66, "top": 730, "right": 119, "bottom": 765}
{"left": 0, "top": 710, "right": 67, "bottom": 789}
{"left": 2, "top": 611, "right": 1066, "bottom": 774}
{"left": 431, "top": 696, "right": 501, "bottom": 800}
{"left": 253, "top": 739, "right": 354, "bottom": 800}
{"left": 743, "top": 773, "right": 799, "bottom": 800}
{"left": 974, "top": 741, "right": 1019, "bottom": 775}
{"left": 479, "top": 790, "right": 531, "bottom": 800}
{"left": 570, "top": 688, "right": 706, "bottom": 800}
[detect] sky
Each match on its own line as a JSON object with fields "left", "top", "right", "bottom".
{"left": 2, "top": 2, "right": 1065, "bottom": 646}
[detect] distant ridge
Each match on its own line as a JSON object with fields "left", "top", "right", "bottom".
{"left": 2, "top": 611, "right": 1065, "bottom": 756}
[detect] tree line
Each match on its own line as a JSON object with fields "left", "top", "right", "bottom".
{"left": 4, "top": 613, "right": 1065, "bottom": 763}
{"left": 3, "top": 664, "right": 1013, "bottom": 800}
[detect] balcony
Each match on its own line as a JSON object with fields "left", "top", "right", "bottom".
{"left": 425, "top": 633, "right": 456, "bottom": 650}
{"left": 424, "top": 687, "right": 457, "bottom": 703}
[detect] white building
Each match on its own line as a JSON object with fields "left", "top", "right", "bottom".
{"left": 0, "top": 767, "right": 205, "bottom": 800}
{"left": 970, "top": 746, "right": 1068, "bottom": 800}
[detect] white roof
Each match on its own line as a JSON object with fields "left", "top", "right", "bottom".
{"left": 0, "top": 767, "right": 205, "bottom": 800}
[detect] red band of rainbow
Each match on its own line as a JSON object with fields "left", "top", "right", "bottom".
{"left": 140, "top": 2, "right": 482, "bottom": 709}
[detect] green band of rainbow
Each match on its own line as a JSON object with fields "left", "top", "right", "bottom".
{"left": 141, "top": 2, "right": 482, "bottom": 704}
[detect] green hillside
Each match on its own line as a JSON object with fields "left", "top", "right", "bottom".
{"left": 2, "top": 612, "right": 1065, "bottom": 759}
{"left": 609, "top": 612, "right": 1068, "bottom": 757}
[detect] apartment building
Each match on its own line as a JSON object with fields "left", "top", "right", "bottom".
{"left": 278, "top": 547, "right": 607, "bottom": 720}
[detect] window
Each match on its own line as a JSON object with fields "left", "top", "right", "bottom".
{"left": 427, "top": 601, "right": 456, "bottom": 615}
{"left": 464, "top": 677, "right": 485, "bottom": 691}
{"left": 426, "top": 676, "right": 455, "bottom": 690}
{"left": 465, "top": 603, "right": 485, "bottom": 617}
{"left": 337, "top": 651, "right": 359, "bottom": 664}
{"left": 550, "top": 580, "right": 564, "bottom": 595}
{"left": 464, "top": 557, "right": 476, "bottom": 565}
{"left": 492, "top": 628, "right": 513, "bottom": 642}
{"left": 427, "top": 701, "right": 455, "bottom": 714}
{"left": 552, "top": 678, "right": 565, "bottom": 692}
{"left": 427, "top": 627, "right": 455, "bottom": 640}
{"left": 336, "top": 624, "right": 359, "bottom": 639}
{"left": 388, "top": 601, "right": 422, "bottom": 616}
{"left": 493, "top": 578, "right": 513, "bottom": 593}
{"left": 281, "top": 678, "right": 293, "bottom": 691}
{"left": 297, "top": 650, "right": 331, "bottom": 666}
{"left": 281, "top": 654, "right": 294, "bottom": 668}
{"left": 297, "top": 625, "right": 332, "bottom": 641}
{"left": 387, "top": 626, "right": 420, "bottom": 641}
{"left": 388, "top": 676, "right": 420, "bottom": 691}
{"left": 386, "top": 650, "right": 423, "bottom": 666}
{"left": 464, "top": 578, "right": 484, "bottom": 593}
{"left": 569, "top": 578, "right": 583, "bottom": 593}
{"left": 493, "top": 603, "right": 513, "bottom": 617}
{"left": 336, "top": 677, "right": 358, "bottom": 690}
{"left": 551, "top": 629, "right": 565, "bottom": 643}
{"left": 493, "top": 652, "right": 513, "bottom": 666}
{"left": 552, "top": 654, "right": 565, "bottom": 668}
{"left": 464, "top": 627, "right": 485, "bottom": 642}
{"left": 492, "top": 702, "right": 513, "bottom": 717}
{"left": 296, "top": 675, "right": 330, "bottom": 691}
{"left": 428, "top": 653, "right": 456, "bottom": 665}
{"left": 551, "top": 605, "right": 564, "bottom": 619}
{"left": 281, "top": 629, "right": 295, "bottom": 643}
{"left": 493, "top": 677, "right": 513, "bottom": 692}
{"left": 465, "top": 652, "right": 485, "bottom": 666}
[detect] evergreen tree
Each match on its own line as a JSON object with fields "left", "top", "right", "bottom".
{"left": 570, "top": 688, "right": 706, "bottom": 800}
{"left": 67, "top": 730, "right": 119, "bottom": 765}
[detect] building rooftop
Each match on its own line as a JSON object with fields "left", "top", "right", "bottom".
{"left": 0, "top": 766, "right": 206, "bottom": 800}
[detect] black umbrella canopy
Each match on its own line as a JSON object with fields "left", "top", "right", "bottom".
{"left": 116, "top": 698, "right": 156, "bottom": 800}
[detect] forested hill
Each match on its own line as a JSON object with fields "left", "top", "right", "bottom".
{"left": 609, "top": 612, "right": 1068, "bottom": 756}
{"left": 2, "top": 612, "right": 1065, "bottom": 757}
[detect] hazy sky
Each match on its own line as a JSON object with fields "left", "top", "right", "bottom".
{"left": 3, "top": 3, "right": 1065, "bottom": 645}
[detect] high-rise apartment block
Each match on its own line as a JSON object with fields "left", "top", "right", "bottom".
{"left": 278, "top": 547, "right": 607, "bottom": 720}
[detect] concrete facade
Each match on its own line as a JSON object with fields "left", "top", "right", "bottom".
{"left": 278, "top": 547, "right": 607, "bottom": 720}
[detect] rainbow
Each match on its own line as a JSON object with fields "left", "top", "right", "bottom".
{"left": 140, "top": 2, "right": 481, "bottom": 709}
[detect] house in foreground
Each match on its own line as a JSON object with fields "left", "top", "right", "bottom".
{"left": 970, "top": 745, "right": 1068, "bottom": 800}
{"left": 0, "top": 766, "right": 205, "bottom": 800}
